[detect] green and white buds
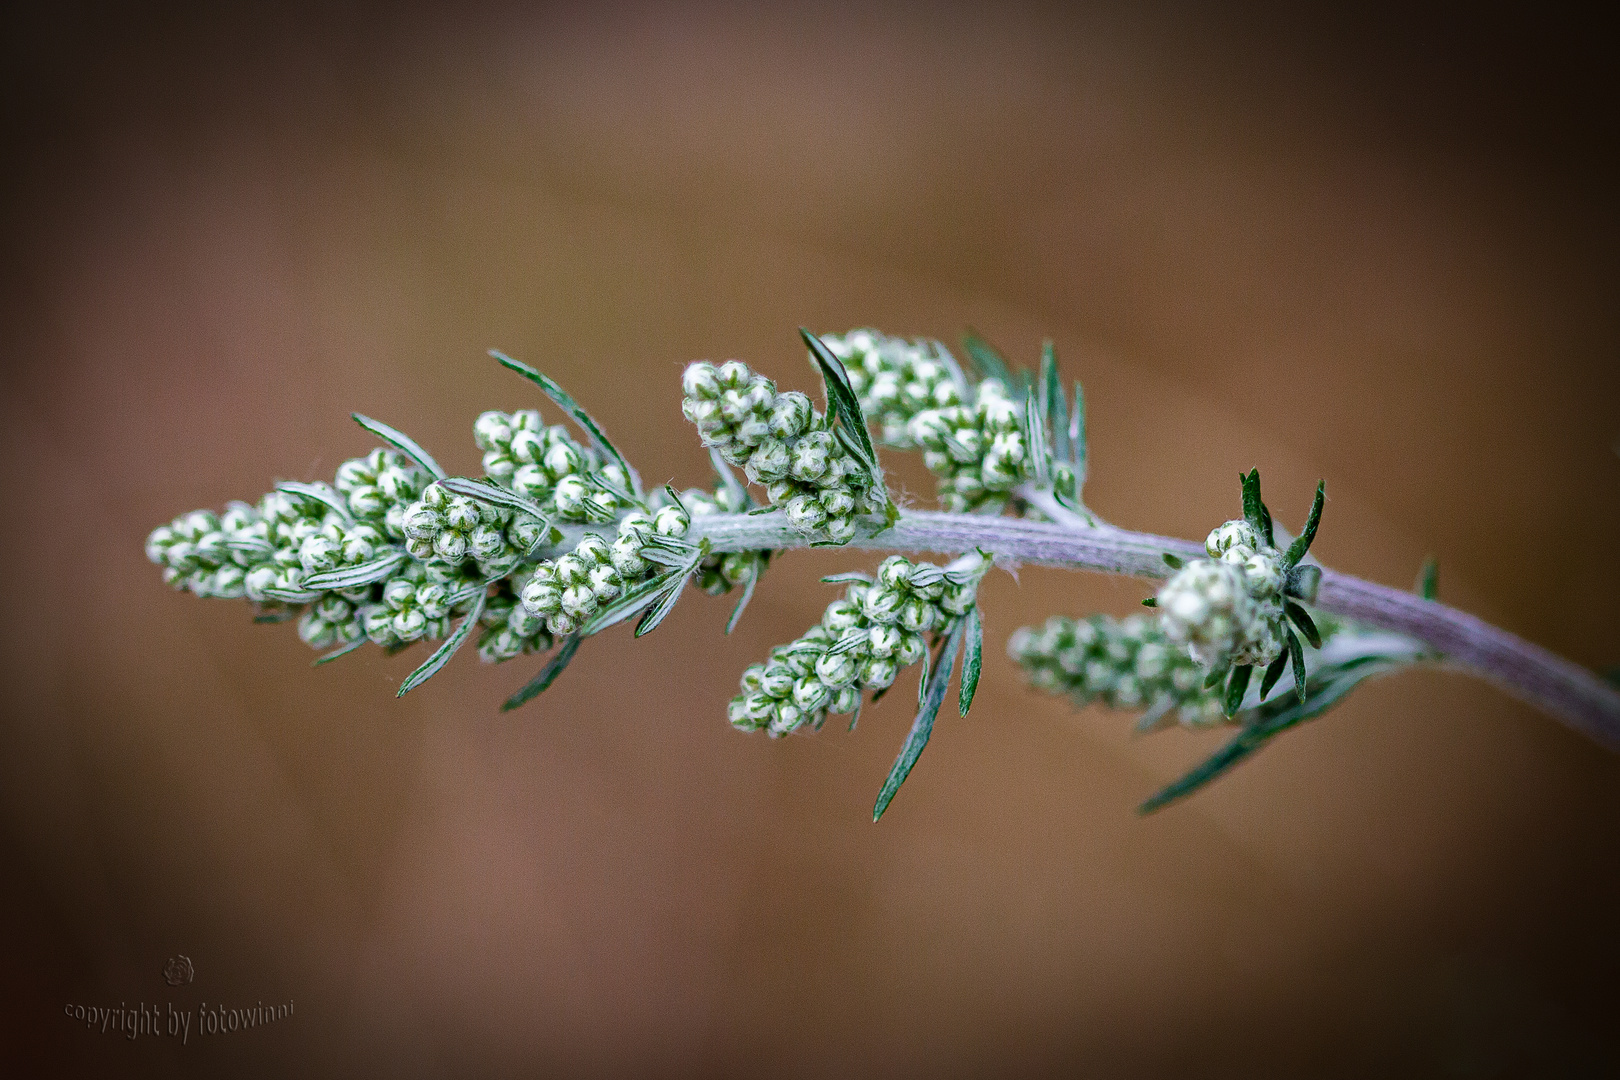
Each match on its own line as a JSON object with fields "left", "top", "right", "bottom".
{"left": 681, "top": 359, "right": 888, "bottom": 542}
{"left": 727, "top": 553, "right": 989, "bottom": 737}
{"left": 1157, "top": 556, "right": 1282, "bottom": 669}
{"left": 1008, "top": 613, "right": 1226, "bottom": 728}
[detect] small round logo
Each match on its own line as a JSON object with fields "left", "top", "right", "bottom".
{"left": 162, "top": 955, "right": 195, "bottom": 986}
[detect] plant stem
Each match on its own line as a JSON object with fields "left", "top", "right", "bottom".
{"left": 686, "top": 508, "right": 1620, "bottom": 748}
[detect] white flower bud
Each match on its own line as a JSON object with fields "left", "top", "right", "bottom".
{"left": 520, "top": 580, "right": 562, "bottom": 616}
{"left": 1242, "top": 551, "right": 1283, "bottom": 600}
{"left": 818, "top": 488, "right": 855, "bottom": 517}
{"left": 298, "top": 535, "right": 341, "bottom": 573}
{"left": 716, "top": 360, "right": 752, "bottom": 391}
{"left": 393, "top": 608, "right": 427, "bottom": 641}
{"left": 553, "top": 476, "right": 589, "bottom": 516}
{"left": 433, "top": 530, "right": 468, "bottom": 562}
{"left": 402, "top": 506, "right": 441, "bottom": 541}
{"left": 861, "top": 624, "right": 898, "bottom": 659}
{"left": 759, "top": 664, "right": 795, "bottom": 697}
{"left": 860, "top": 586, "right": 904, "bottom": 624}
{"left": 683, "top": 362, "right": 722, "bottom": 400}
{"left": 814, "top": 653, "right": 859, "bottom": 688}
{"left": 860, "top": 657, "right": 899, "bottom": 690}
{"left": 897, "top": 598, "right": 940, "bottom": 633}
{"left": 939, "top": 583, "right": 976, "bottom": 616}
{"left": 1206, "top": 520, "right": 1261, "bottom": 561}
{"left": 440, "top": 497, "right": 478, "bottom": 533}
{"left": 543, "top": 441, "right": 585, "bottom": 479}
{"left": 560, "top": 585, "right": 596, "bottom": 618}
{"left": 588, "top": 564, "right": 622, "bottom": 600}
{"left": 784, "top": 495, "right": 827, "bottom": 534}
{"left": 792, "top": 677, "right": 830, "bottom": 712}
{"left": 651, "top": 505, "right": 690, "bottom": 537}
{"left": 745, "top": 440, "right": 791, "bottom": 484}
{"left": 823, "top": 516, "right": 857, "bottom": 544}
{"left": 769, "top": 392, "right": 813, "bottom": 438}
{"left": 768, "top": 702, "right": 806, "bottom": 736}
{"left": 415, "top": 583, "right": 450, "bottom": 619}
{"left": 1157, "top": 559, "right": 1253, "bottom": 667}
{"left": 829, "top": 685, "right": 862, "bottom": 714}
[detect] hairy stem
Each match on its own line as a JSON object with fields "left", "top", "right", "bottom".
{"left": 686, "top": 508, "right": 1620, "bottom": 747}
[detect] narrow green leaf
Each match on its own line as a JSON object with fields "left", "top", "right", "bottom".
{"left": 1240, "top": 469, "right": 1266, "bottom": 538}
{"left": 633, "top": 542, "right": 706, "bottom": 638}
{"left": 1140, "top": 653, "right": 1407, "bottom": 813}
{"left": 829, "top": 629, "right": 870, "bottom": 656}
{"left": 1223, "top": 664, "right": 1253, "bottom": 718}
{"left": 1286, "top": 602, "right": 1323, "bottom": 649}
{"left": 397, "top": 590, "right": 487, "bottom": 697}
{"left": 635, "top": 577, "right": 687, "bottom": 637}
{"left": 960, "top": 328, "right": 1014, "bottom": 385}
{"left": 226, "top": 535, "right": 275, "bottom": 559}
{"left": 490, "top": 350, "right": 636, "bottom": 489}
{"left": 959, "top": 607, "right": 982, "bottom": 717}
{"left": 303, "top": 550, "right": 408, "bottom": 591}
{"left": 1040, "top": 341, "right": 1068, "bottom": 464}
{"left": 915, "top": 648, "right": 932, "bottom": 708}
{"left": 351, "top": 414, "right": 446, "bottom": 481}
{"left": 437, "top": 476, "right": 552, "bottom": 524}
{"left": 1023, "top": 391, "right": 1052, "bottom": 487}
{"left": 1416, "top": 556, "right": 1439, "bottom": 600}
{"left": 1286, "top": 627, "right": 1307, "bottom": 702}
{"left": 1070, "top": 381, "right": 1087, "bottom": 486}
{"left": 262, "top": 586, "right": 320, "bottom": 604}
{"left": 723, "top": 560, "right": 760, "bottom": 635}
{"left": 746, "top": 505, "right": 777, "bottom": 516}
{"left": 874, "top": 617, "right": 967, "bottom": 822}
{"left": 847, "top": 699, "right": 862, "bottom": 732}
{"left": 928, "top": 339, "right": 973, "bottom": 400}
{"left": 1283, "top": 481, "right": 1326, "bottom": 569}
{"left": 580, "top": 568, "right": 680, "bottom": 636}
{"left": 1258, "top": 651, "right": 1289, "bottom": 701}
{"left": 312, "top": 638, "right": 368, "bottom": 666}
{"left": 500, "top": 633, "right": 581, "bottom": 711}
{"left": 1203, "top": 661, "right": 1231, "bottom": 691}
{"left": 821, "top": 572, "right": 874, "bottom": 584}
{"left": 662, "top": 483, "right": 689, "bottom": 516}
{"left": 801, "top": 328, "right": 880, "bottom": 478}
{"left": 1259, "top": 500, "right": 1276, "bottom": 548}
{"left": 276, "top": 481, "right": 353, "bottom": 523}
{"left": 1141, "top": 597, "right": 1158, "bottom": 608}
{"left": 1162, "top": 552, "right": 1185, "bottom": 570}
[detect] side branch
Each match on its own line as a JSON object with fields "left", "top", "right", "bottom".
{"left": 687, "top": 509, "right": 1620, "bottom": 746}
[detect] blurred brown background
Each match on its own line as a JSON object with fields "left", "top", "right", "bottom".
{"left": 4, "top": 2, "right": 1619, "bottom": 1076}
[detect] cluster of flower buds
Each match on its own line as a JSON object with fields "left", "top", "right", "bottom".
{"left": 333, "top": 448, "right": 429, "bottom": 538}
{"left": 517, "top": 502, "right": 693, "bottom": 636}
{"left": 680, "top": 360, "right": 887, "bottom": 542}
{"left": 1156, "top": 519, "right": 1288, "bottom": 670}
{"left": 358, "top": 560, "right": 484, "bottom": 649}
{"left": 474, "top": 409, "right": 635, "bottom": 524}
{"left": 726, "top": 554, "right": 986, "bottom": 737}
{"left": 1007, "top": 613, "right": 1226, "bottom": 728}
{"left": 820, "top": 329, "right": 1077, "bottom": 512}
{"left": 905, "top": 379, "right": 1032, "bottom": 512}
{"left": 477, "top": 581, "right": 555, "bottom": 663}
{"left": 819, "top": 329, "right": 964, "bottom": 448}
{"left": 400, "top": 481, "right": 545, "bottom": 577}
{"left": 147, "top": 482, "right": 385, "bottom": 607}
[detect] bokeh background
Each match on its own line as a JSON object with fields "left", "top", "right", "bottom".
{"left": 4, "top": 2, "right": 1619, "bottom": 1076}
